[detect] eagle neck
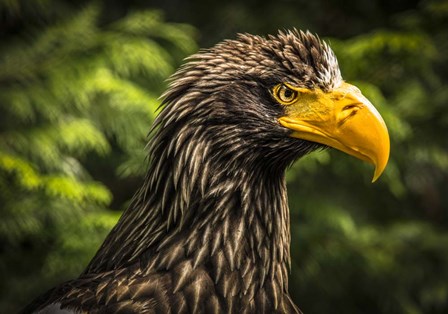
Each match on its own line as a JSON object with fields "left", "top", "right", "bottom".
{"left": 149, "top": 158, "right": 293, "bottom": 302}
{"left": 85, "top": 133, "right": 292, "bottom": 296}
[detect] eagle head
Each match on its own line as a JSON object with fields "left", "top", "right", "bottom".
{"left": 158, "top": 29, "right": 389, "bottom": 181}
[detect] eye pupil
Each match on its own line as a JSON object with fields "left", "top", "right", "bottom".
{"left": 283, "top": 89, "right": 293, "bottom": 98}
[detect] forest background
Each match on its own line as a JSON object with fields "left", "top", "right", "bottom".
{"left": 1, "top": 0, "right": 447, "bottom": 313}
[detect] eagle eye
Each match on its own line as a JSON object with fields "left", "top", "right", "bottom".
{"left": 272, "top": 84, "right": 299, "bottom": 105}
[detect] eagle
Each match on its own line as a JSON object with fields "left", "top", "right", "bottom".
{"left": 23, "top": 30, "right": 389, "bottom": 314}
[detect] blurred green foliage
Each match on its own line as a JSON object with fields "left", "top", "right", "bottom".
{"left": 1, "top": 0, "right": 447, "bottom": 313}
{"left": 0, "top": 1, "right": 196, "bottom": 311}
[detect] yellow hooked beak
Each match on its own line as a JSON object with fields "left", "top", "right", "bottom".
{"left": 278, "top": 82, "right": 390, "bottom": 182}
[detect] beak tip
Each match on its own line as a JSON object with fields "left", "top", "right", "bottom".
{"left": 371, "top": 155, "right": 389, "bottom": 183}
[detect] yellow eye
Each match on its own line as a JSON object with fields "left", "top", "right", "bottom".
{"left": 273, "top": 84, "right": 298, "bottom": 105}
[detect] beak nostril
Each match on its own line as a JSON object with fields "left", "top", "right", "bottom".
{"left": 338, "top": 104, "right": 362, "bottom": 127}
{"left": 343, "top": 105, "right": 354, "bottom": 111}
{"left": 343, "top": 103, "right": 363, "bottom": 111}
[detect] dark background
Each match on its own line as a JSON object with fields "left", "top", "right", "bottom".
{"left": 1, "top": 0, "right": 447, "bottom": 313}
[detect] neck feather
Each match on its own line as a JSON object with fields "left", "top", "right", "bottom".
{"left": 84, "top": 120, "right": 292, "bottom": 290}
